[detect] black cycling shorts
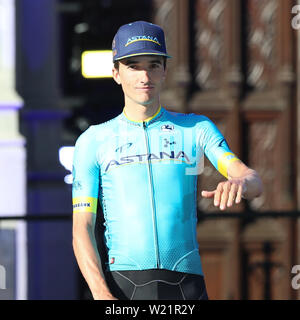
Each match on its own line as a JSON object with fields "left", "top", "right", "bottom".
{"left": 105, "top": 269, "right": 209, "bottom": 300}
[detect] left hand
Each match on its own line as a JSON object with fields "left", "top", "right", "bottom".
{"left": 201, "top": 179, "right": 247, "bottom": 211}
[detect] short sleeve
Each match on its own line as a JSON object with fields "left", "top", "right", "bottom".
{"left": 197, "top": 116, "right": 240, "bottom": 178}
{"left": 72, "top": 127, "right": 100, "bottom": 214}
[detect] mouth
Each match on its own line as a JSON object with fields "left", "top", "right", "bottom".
{"left": 136, "top": 85, "right": 154, "bottom": 89}
{"left": 136, "top": 87, "right": 154, "bottom": 92}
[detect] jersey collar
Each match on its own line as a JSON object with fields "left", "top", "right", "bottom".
{"left": 120, "top": 106, "right": 165, "bottom": 127}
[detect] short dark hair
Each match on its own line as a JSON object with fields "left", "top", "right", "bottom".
{"left": 113, "top": 56, "right": 167, "bottom": 71}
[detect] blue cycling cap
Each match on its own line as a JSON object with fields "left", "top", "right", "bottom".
{"left": 112, "top": 21, "right": 171, "bottom": 62}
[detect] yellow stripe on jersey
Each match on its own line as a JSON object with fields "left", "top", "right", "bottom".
{"left": 73, "top": 197, "right": 98, "bottom": 214}
{"left": 123, "top": 105, "right": 161, "bottom": 123}
{"left": 217, "top": 152, "right": 240, "bottom": 178}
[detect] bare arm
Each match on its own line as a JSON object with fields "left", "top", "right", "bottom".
{"left": 72, "top": 212, "right": 117, "bottom": 300}
{"left": 201, "top": 160, "right": 263, "bottom": 210}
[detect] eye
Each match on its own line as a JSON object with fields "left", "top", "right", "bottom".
{"left": 127, "top": 64, "right": 139, "bottom": 70}
{"left": 150, "top": 63, "right": 162, "bottom": 70}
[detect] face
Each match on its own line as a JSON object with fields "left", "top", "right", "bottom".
{"left": 112, "top": 55, "right": 167, "bottom": 107}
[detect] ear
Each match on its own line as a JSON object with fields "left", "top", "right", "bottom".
{"left": 112, "top": 67, "right": 121, "bottom": 85}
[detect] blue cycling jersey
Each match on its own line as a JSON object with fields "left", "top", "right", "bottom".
{"left": 72, "top": 106, "right": 239, "bottom": 275}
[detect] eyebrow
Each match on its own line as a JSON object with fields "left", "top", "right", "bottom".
{"left": 124, "top": 59, "right": 163, "bottom": 65}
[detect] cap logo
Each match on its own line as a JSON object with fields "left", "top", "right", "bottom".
{"left": 125, "top": 35, "right": 161, "bottom": 47}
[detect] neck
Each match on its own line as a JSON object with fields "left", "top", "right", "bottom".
{"left": 123, "top": 100, "right": 160, "bottom": 122}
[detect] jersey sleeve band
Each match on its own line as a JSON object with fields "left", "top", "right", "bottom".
{"left": 217, "top": 152, "right": 240, "bottom": 178}
{"left": 73, "top": 196, "right": 98, "bottom": 214}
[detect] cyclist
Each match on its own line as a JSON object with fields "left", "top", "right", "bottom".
{"left": 72, "top": 21, "right": 263, "bottom": 300}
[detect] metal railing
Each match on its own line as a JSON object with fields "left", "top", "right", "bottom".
{"left": 0, "top": 209, "right": 299, "bottom": 221}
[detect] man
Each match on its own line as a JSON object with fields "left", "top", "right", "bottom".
{"left": 72, "top": 21, "right": 262, "bottom": 300}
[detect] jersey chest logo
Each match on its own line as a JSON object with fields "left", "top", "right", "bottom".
{"left": 104, "top": 151, "right": 190, "bottom": 172}
{"left": 161, "top": 124, "right": 174, "bottom": 131}
{"left": 115, "top": 142, "right": 133, "bottom": 153}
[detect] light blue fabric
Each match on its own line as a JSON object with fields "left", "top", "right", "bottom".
{"left": 72, "top": 107, "right": 235, "bottom": 275}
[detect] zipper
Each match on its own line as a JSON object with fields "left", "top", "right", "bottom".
{"left": 143, "top": 121, "right": 160, "bottom": 268}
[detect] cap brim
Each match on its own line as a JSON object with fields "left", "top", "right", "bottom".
{"left": 114, "top": 49, "right": 171, "bottom": 62}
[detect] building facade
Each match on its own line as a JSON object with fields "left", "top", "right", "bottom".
{"left": 153, "top": 0, "right": 299, "bottom": 300}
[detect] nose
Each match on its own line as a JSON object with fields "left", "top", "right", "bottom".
{"left": 139, "top": 69, "right": 151, "bottom": 83}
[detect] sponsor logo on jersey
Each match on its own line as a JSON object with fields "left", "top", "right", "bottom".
{"left": 225, "top": 154, "right": 236, "bottom": 161}
{"left": 73, "top": 180, "right": 82, "bottom": 191}
{"left": 73, "top": 197, "right": 98, "bottom": 214}
{"left": 125, "top": 35, "right": 161, "bottom": 47}
{"left": 163, "top": 138, "right": 176, "bottom": 148}
{"left": 73, "top": 202, "right": 91, "bottom": 209}
{"left": 105, "top": 151, "right": 190, "bottom": 172}
{"left": 161, "top": 124, "right": 174, "bottom": 131}
{"left": 115, "top": 142, "right": 133, "bottom": 153}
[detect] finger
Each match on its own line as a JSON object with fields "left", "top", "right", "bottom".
{"left": 235, "top": 183, "right": 243, "bottom": 204}
{"left": 201, "top": 190, "right": 215, "bottom": 198}
{"left": 227, "top": 183, "right": 238, "bottom": 207}
{"left": 214, "top": 183, "right": 224, "bottom": 207}
{"left": 219, "top": 182, "right": 231, "bottom": 210}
